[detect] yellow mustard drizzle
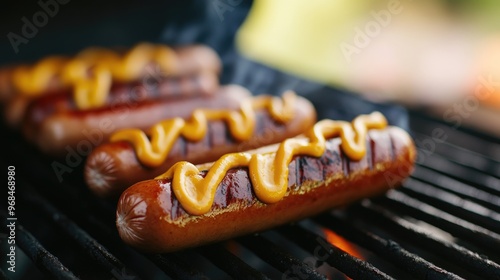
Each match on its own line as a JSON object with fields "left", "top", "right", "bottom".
{"left": 12, "top": 56, "right": 68, "bottom": 96}
{"left": 11, "top": 43, "right": 176, "bottom": 109}
{"left": 60, "top": 48, "right": 120, "bottom": 85}
{"left": 155, "top": 112, "right": 388, "bottom": 215}
{"left": 110, "top": 91, "right": 297, "bottom": 167}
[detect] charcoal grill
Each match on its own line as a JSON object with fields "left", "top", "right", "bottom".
{"left": 1, "top": 1, "right": 500, "bottom": 279}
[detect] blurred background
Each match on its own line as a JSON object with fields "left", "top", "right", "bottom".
{"left": 1, "top": 0, "right": 500, "bottom": 129}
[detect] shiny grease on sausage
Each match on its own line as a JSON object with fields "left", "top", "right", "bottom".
{"left": 2, "top": 44, "right": 222, "bottom": 128}
{"left": 24, "top": 85, "right": 249, "bottom": 157}
{"left": 116, "top": 123, "right": 415, "bottom": 252}
{"left": 84, "top": 94, "right": 316, "bottom": 197}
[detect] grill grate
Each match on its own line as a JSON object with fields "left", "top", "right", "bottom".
{"left": 197, "top": 243, "right": 271, "bottom": 280}
{"left": 9, "top": 220, "right": 77, "bottom": 280}
{"left": 313, "top": 214, "right": 463, "bottom": 280}
{"left": 350, "top": 201, "right": 500, "bottom": 279}
{"left": 379, "top": 191, "right": 500, "bottom": 256}
{"left": 20, "top": 187, "right": 139, "bottom": 280}
{"left": 1, "top": 105, "right": 500, "bottom": 279}
{"left": 277, "top": 224, "right": 394, "bottom": 280}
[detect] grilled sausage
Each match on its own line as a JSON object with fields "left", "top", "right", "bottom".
{"left": 116, "top": 113, "right": 416, "bottom": 252}
{"left": 6, "top": 71, "right": 219, "bottom": 128}
{"left": 0, "top": 57, "right": 68, "bottom": 102}
{"left": 1, "top": 44, "right": 222, "bottom": 127}
{"left": 0, "top": 44, "right": 220, "bottom": 99}
{"left": 84, "top": 93, "right": 316, "bottom": 197}
{"left": 170, "top": 45, "right": 221, "bottom": 76}
{"left": 23, "top": 85, "right": 249, "bottom": 157}
{"left": 0, "top": 66, "right": 15, "bottom": 102}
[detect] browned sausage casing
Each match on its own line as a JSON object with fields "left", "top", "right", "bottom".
{"left": 116, "top": 126, "right": 416, "bottom": 253}
{"left": 2, "top": 44, "right": 222, "bottom": 127}
{"left": 170, "top": 45, "right": 221, "bottom": 76}
{"left": 0, "top": 45, "right": 221, "bottom": 100}
{"left": 84, "top": 95, "right": 316, "bottom": 197}
{"left": 23, "top": 85, "right": 249, "bottom": 157}
{"left": 7, "top": 69, "right": 219, "bottom": 128}
{"left": 0, "top": 66, "right": 16, "bottom": 102}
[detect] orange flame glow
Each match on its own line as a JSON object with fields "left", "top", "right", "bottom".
{"left": 322, "top": 228, "right": 364, "bottom": 260}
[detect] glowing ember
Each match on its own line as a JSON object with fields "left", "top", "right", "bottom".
{"left": 322, "top": 228, "right": 364, "bottom": 260}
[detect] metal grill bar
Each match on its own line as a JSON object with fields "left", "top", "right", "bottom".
{"left": 403, "top": 177, "right": 500, "bottom": 233}
{"left": 237, "top": 234, "right": 326, "bottom": 280}
{"left": 0, "top": 133, "right": 116, "bottom": 226}
{"left": 147, "top": 253, "right": 209, "bottom": 280}
{"left": 377, "top": 190, "right": 500, "bottom": 256}
{"left": 198, "top": 243, "right": 271, "bottom": 280}
{"left": 15, "top": 223, "right": 78, "bottom": 280}
{"left": 351, "top": 202, "right": 500, "bottom": 279}
{"left": 18, "top": 185, "right": 140, "bottom": 280}
{"left": 409, "top": 112, "right": 500, "bottom": 158}
{"left": 313, "top": 213, "right": 464, "bottom": 280}
{"left": 277, "top": 225, "right": 394, "bottom": 280}
{"left": 0, "top": 268, "right": 10, "bottom": 280}
{"left": 412, "top": 165, "right": 500, "bottom": 211}
{"left": 412, "top": 131, "right": 500, "bottom": 176}
{"left": 416, "top": 154, "right": 500, "bottom": 197}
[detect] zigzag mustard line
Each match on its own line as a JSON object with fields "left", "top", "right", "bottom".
{"left": 12, "top": 56, "right": 68, "bottom": 96}
{"left": 12, "top": 43, "right": 175, "bottom": 109}
{"left": 155, "top": 112, "right": 388, "bottom": 215}
{"left": 70, "top": 43, "right": 176, "bottom": 109}
{"left": 110, "top": 92, "right": 297, "bottom": 168}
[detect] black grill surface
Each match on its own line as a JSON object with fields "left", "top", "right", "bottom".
{"left": 1, "top": 91, "right": 500, "bottom": 279}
